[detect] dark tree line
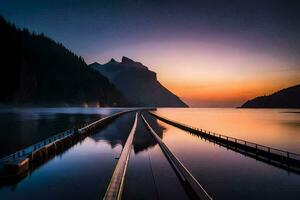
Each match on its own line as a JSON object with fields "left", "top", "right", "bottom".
{"left": 0, "top": 15, "right": 127, "bottom": 106}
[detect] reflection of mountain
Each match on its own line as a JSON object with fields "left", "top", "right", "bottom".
{"left": 90, "top": 114, "right": 135, "bottom": 148}
{"left": 133, "top": 113, "right": 165, "bottom": 154}
{"left": 90, "top": 57, "right": 188, "bottom": 107}
{"left": 90, "top": 113, "right": 165, "bottom": 153}
{"left": 0, "top": 113, "right": 165, "bottom": 188}
{"left": 241, "top": 84, "right": 300, "bottom": 108}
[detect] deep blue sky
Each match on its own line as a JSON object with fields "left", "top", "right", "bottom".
{"left": 1, "top": 0, "right": 299, "bottom": 62}
{"left": 1, "top": 0, "right": 300, "bottom": 106}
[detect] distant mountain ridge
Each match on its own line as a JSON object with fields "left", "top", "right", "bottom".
{"left": 90, "top": 57, "right": 188, "bottom": 107}
{"left": 240, "top": 84, "right": 300, "bottom": 108}
{"left": 0, "top": 15, "right": 126, "bottom": 106}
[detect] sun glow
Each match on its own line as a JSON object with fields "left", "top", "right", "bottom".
{"left": 94, "top": 39, "right": 300, "bottom": 107}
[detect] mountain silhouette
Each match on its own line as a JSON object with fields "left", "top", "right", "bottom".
{"left": 90, "top": 57, "right": 188, "bottom": 107}
{"left": 0, "top": 15, "right": 126, "bottom": 107}
{"left": 240, "top": 84, "right": 300, "bottom": 108}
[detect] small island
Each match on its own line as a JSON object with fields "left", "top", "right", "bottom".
{"left": 240, "top": 84, "right": 300, "bottom": 108}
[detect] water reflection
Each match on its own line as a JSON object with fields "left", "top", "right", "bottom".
{"left": 152, "top": 117, "right": 300, "bottom": 200}
{"left": 91, "top": 112, "right": 165, "bottom": 154}
{"left": 0, "top": 113, "right": 100, "bottom": 157}
{"left": 154, "top": 108, "right": 300, "bottom": 153}
{"left": 2, "top": 108, "right": 299, "bottom": 199}
{"left": 133, "top": 113, "right": 164, "bottom": 153}
{"left": 0, "top": 112, "right": 166, "bottom": 193}
{"left": 123, "top": 115, "right": 190, "bottom": 200}
{"left": 0, "top": 113, "right": 135, "bottom": 200}
{"left": 159, "top": 119, "right": 300, "bottom": 175}
{"left": 0, "top": 108, "right": 126, "bottom": 157}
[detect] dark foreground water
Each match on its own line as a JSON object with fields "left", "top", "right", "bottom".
{"left": 0, "top": 108, "right": 300, "bottom": 199}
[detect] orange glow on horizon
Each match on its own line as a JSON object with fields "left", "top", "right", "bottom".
{"left": 92, "top": 39, "right": 300, "bottom": 107}
{"left": 162, "top": 73, "right": 300, "bottom": 107}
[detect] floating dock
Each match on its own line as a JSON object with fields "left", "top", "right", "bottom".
{"left": 149, "top": 112, "right": 300, "bottom": 174}
{"left": 103, "top": 112, "right": 138, "bottom": 200}
{"left": 142, "top": 114, "right": 213, "bottom": 200}
{"left": 0, "top": 109, "right": 138, "bottom": 183}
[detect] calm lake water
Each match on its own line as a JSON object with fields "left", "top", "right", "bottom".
{"left": 0, "top": 107, "right": 124, "bottom": 157}
{"left": 155, "top": 108, "right": 300, "bottom": 153}
{"left": 0, "top": 108, "right": 300, "bottom": 199}
{"left": 150, "top": 108, "right": 300, "bottom": 199}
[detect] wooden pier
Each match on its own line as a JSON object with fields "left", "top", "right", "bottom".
{"left": 103, "top": 112, "right": 138, "bottom": 200}
{"left": 149, "top": 112, "right": 300, "bottom": 174}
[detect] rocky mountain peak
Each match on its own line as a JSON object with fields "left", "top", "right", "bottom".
{"left": 121, "top": 56, "right": 135, "bottom": 64}
{"left": 109, "top": 58, "right": 118, "bottom": 64}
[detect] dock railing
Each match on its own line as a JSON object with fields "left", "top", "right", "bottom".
{"left": 142, "top": 114, "right": 213, "bottom": 200}
{"left": 0, "top": 129, "right": 75, "bottom": 164}
{"left": 0, "top": 109, "right": 135, "bottom": 164}
{"left": 149, "top": 112, "right": 300, "bottom": 173}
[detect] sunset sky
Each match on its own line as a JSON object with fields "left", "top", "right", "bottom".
{"left": 1, "top": 0, "right": 300, "bottom": 107}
